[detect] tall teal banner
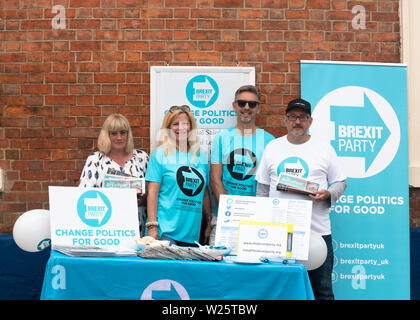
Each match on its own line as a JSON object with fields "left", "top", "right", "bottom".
{"left": 301, "top": 61, "right": 409, "bottom": 300}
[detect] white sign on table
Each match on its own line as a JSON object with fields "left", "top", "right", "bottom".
{"left": 215, "top": 194, "right": 312, "bottom": 260}
{"left": 237, "top": 221, "right": 293, "bottom": 259}
{"left": 48, "top": 186, "right": 140, "bottom": 250}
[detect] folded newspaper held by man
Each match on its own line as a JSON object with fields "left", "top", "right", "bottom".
{"left": 276, "top": 172, "right": 319, "bottom": 196}
{"left": 103, "top": 168, "right": 145, "bottom": 194}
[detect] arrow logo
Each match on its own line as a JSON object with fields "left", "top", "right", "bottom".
{"left": 176, "top": 166, "right": 205, "bottom": 196}
{"left": 77, "top": 190, "right": 112, "bottom": 227}
{"left": 227, "top": 148, "right": 257, "bottom": 180}
{"left": 141, "top": 279, "right": 190, "bottom": 300}
{"left": 277, "top": 157, "right": 309, "bottom": 178}
{"left": 233, "top": 152, "right": 254, "bottom": 179}
{"left": 186, "top": 75, "right": 219, "bottom": 108}
{"left": 193, "top": 77, "right": 215, "bottom": 107}
{"left": 152, "top": 283, "right": 182, "bottom": 300}
{"left": 84, "top": 193, "right": 108, "bottom": 225}
{"left": 310, "top": 85, "right": 401, "bottom": 178}
{"left": 330, "top": 93, "right": 391, "bottom": 172}
{"left": 283, "top": 159, "right": 306, "bottom": 177}
{"left": 182, "top": 170, "right": 202, "bottom": 195}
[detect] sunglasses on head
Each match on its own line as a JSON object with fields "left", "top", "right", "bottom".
{"left": 235, "top": 100, "right": 260, "bottom": 109}
{"left": 169, "top": 105, "right": 191, "bottom": 113}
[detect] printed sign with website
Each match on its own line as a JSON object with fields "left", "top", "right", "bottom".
{"left": 215, "top": 194, "right": 312, "bottom": 260}
{"left": 48, "top": 186, "right": 140, "bottom": 250}
{"left": 237, "top": 221, "right": 293, "bottom": 259}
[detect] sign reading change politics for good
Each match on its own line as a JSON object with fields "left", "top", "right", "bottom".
{"left": 150, "top": 66, "right": 255, "bottom": 154}
{"left": 301, "top": 61, "right": 409, "bottom": 300}
{"left": 48, "top": 186, "right": 140, "bottom": 250}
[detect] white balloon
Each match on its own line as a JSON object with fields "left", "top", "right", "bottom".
{"left": 13, "top": 209, "right": 51, "bottom": 252}
{"left": 298, "top": 231, "right": 327, "bottom": 271}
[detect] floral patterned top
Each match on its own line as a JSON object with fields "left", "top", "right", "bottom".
{"left": 79, "top": 149, "right": 149, "bottom": 188}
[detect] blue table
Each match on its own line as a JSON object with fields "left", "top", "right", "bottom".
{"left": 41, "top": 250, "right": 314, "bottom": 300}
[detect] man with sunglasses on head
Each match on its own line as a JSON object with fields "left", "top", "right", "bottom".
{"left": 209, "top": 85, "right": 275, "bottom": 245}
{"left": 255, "top": 98, "right": 347, "bottom": 300}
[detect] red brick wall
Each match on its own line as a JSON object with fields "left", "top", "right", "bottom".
{"left": 1, "top": 0, "right": 409, "bottom": 233}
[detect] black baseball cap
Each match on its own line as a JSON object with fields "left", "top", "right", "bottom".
{"left": 286, "top": 98, "right": 311, "bottom": 115}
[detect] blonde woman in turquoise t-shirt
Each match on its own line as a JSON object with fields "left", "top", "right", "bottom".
{"left": 146, "top": 105, "right": 212, "bottom": 246}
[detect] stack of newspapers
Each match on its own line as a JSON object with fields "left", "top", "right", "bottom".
{"left": 103, "top": 168, "right": 145, "bottom": 194}
{"left": 276, "top": 172, "right": 319, "bottom": 196}
{"left": 53, "top": 245, "right": 137, "bottom": 257}
{"left": 137, "top": 245, "right": 222, "bottom": 262}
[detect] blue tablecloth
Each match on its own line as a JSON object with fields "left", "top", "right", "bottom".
{"left": 41, "top": 250, "right": 314, "bottom": 300}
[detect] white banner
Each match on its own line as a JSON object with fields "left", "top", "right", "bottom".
{"left": 150, "top": 66, "right": 255, "bottom": 154}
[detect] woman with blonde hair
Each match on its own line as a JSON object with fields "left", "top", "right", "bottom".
{"left": 79, "top": 113, "right": 149, "bottom": 236}
{"left": 145, "top": 105, "right": 212, "bottom": 246}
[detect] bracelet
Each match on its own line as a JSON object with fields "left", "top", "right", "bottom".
{"left": 145, "top": 221, "right": 159, "bottom": 228}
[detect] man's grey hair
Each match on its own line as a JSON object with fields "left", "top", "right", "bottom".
{"left": 234, "top": 85, "right": 261, "bottom": 102}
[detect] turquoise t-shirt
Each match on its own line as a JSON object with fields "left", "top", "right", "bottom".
{"left": 210, "top": 127, "right": 275, "bottom": 213}
{"left": 145, "top": 146, "right": 209, "bottom": 244}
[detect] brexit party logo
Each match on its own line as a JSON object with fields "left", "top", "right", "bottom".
{"left": 77, "top": 190, "right": 112, "bottom": 227}
{"left": 277, "top": 157, "right": 309, "bottom": 178}
{"left": 227, "top": 148, "right": 257, "bottom": 180}
{"left": 185, "top": 75, "right": 219, "bottom": 108}
{"left": 141, "top": 279, "right": 190, "bottom": 300}
{"left": 176, "top": 166, "right": 205, "bottom": 197}
{"left": 310, "top": 86, "right": 400, "bottom": 178}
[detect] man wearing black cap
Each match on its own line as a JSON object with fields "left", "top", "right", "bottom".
{"left": 255, "top": 98, "right": 347, "bottom": 300}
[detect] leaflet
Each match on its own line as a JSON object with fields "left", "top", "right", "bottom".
{"left": 215, "top": 194, "right": 312, "bottom": 260}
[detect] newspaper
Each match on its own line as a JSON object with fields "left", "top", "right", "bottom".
{"left": 53, "top": 245, "right": 137, "bottom": 257}
{"left": 103, "top": 168, "right": 145, "bottom": 195}
{"left": 137, "top": 246, "right": 222, "bottom": 262}
{"left": 276, "top": 172, "right": 319, "bottom": 196}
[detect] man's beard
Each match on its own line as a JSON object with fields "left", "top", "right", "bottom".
{"left": 238, "top": 111, "right": 254, "bottom": 124}
{"left": 289, "top": 125, "right": 306, "bottom": 137}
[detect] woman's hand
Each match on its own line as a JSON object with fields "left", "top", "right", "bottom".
{"left": 147, "top": 226, "right": 159, "bottom": 240}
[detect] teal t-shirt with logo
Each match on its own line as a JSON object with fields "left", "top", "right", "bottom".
{"left": 145, "top": 146, "right": 209, "bottom": 244}
{"left": 210, "top": 127, "right": 275, "bottom": 214}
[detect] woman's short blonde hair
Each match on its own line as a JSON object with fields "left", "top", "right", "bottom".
{"left": 97, "top": 114, "right": 134, "bottom": 155}
{"left": 157, "top": 106, "right": 200, "bottom": 162}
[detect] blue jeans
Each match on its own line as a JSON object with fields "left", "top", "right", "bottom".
{"left": 307, "top": 234, "right": 334, "bottom": 300}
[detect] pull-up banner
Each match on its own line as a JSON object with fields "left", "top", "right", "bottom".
{"left": 150, "top": 66, "right": 255, "bottom": 154}
{"left": 301, "top": 61, "right": 410, "bottom": 300}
